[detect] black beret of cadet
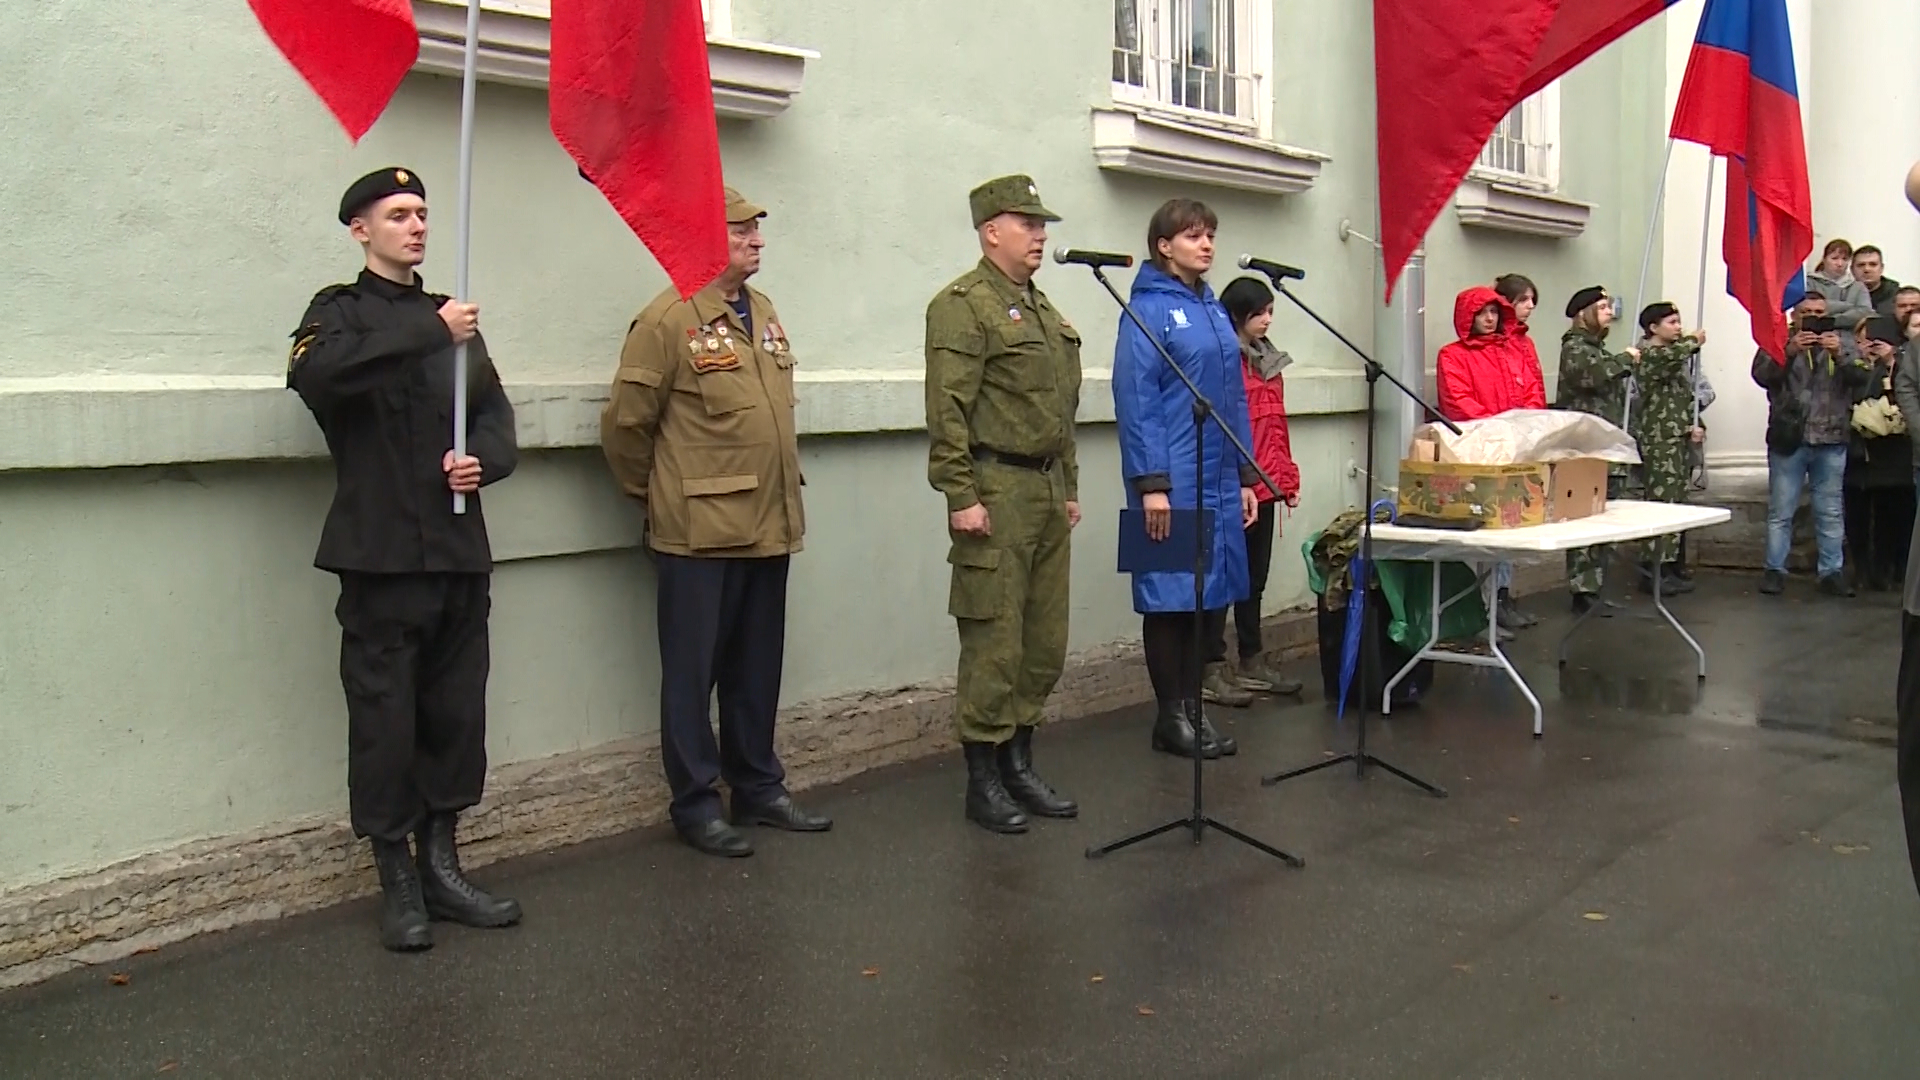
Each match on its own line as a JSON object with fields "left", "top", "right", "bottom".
{"left": 1639, "top": 301, "right": 1679, "bottom": 332}
{"left": 1565, "top": 285, "right": 1607, "bottom": 319}
{"left": 338, "top": 167, "right": 426, "bottom": 225}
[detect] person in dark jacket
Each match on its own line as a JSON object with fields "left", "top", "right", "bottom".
{"left": 286, "top": 167, "right": 522, "bottom": 953}
{"left": 1842, "top": 315, "right": 1914, "bottom": 591}
{"left": 1113, "top": 199, "right": 1260, "bottom": 760}
{"left": 1202, "top": 276, "right": 1305, "bottom": 704}
{"left": 1751, "top": 294, "right": 1874, "bottom": 597}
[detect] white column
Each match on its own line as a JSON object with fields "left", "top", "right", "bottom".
{"left": 1807, "top": 0, "right": 1920, "bottom": 281}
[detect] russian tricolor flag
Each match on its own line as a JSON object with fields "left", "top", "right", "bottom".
{"left": 1669, "top": 0, "right": 1813, "bottom": 363}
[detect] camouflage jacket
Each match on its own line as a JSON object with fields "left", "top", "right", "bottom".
{"left": 1554, "top": 327, "right": 1635, "bottom": 424}
{"left": 1628, "top": 336, "right": 1701, "bottom": 447}
{"left": 924, "top": 258, "right": 1083, "bottom": 512}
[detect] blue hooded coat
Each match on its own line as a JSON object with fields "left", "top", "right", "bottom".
{"left": 1112, "top": 264, "right": 1257, "bottom": 615}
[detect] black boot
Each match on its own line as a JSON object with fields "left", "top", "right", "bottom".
{"left": 997, "top": 726, "right": 1078, "bottom": 818}
{"left": 1191, "top": 701, "right": 1237, "bottom": 756}
{"left": 1151, "top": 700, "right": 1221, "bottom": 759}
{"left": 963, "top": 741, "right": 1028, "bottom": 834}
{"left": 371, "top": 838, "right": 431, "bottom": 953}
{"left": 1496, "top": 588, "right": 1537, "bottom": 629}
{"left": 415, "top": 812, "right": 523, "bottom": 929}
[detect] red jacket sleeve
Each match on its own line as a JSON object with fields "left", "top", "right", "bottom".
{"left": 1437, "top": 342, "right": 1489, "bottom": 421}
{"left": 1269, "top": 378, "right": 1299, "bottom": 498}
{"left": 1514, "top": 336, "right": 1547, "bottom": 409}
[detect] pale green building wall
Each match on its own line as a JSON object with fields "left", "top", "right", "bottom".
{"left": 0, "top": 0, "right": 1667, "bottom": 890}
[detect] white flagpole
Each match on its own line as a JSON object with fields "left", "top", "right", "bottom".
{"left": 1624, "top": 137, "right": 1677, "bottom": 437}
{"left": 451, "top": 0, "right": 481, "bottom": 515}
{"left": 1692, "top": 154, "right": 1717, "bottom": 430}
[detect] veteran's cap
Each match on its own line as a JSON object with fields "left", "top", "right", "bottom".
{"left": 724, "top": 186, "right": 767, "bottom": 225}
{"left": 338, "top": 167, "right": 426, "bottom": 225}
{"left": 968, "top": 175, "right": 1061, "bottom": 228}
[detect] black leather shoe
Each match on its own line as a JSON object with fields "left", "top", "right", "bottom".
{"left": 677, "top": 818, "right": 754, "bottom": 857}
{"left": 415, "top": 813, "right": 522, "bottom": 929}
{"left": 371, "top": 838, "right": 432, "bottom": 953}
{"left": 1151, "top": 700, "right": 1221, "bottom": 759}
{"left": 963, "top": 741, "right": 1029, "bottom": 834}
{"left": 731, "top": 794, "right": 833, "bottom": 832}
{"left": 1191, "top": 701, "right": 1237, "bottom": 756}
{"left": 996, "top": 726, "right": 1078, "bottom": 819}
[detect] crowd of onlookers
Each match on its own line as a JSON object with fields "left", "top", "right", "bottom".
{"left": 1422, "top": 241, "right": 1920, "bottom": 642}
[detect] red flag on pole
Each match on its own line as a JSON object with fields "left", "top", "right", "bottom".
{"left": 551, "top": 0, "right": 729, "bottom": 300}
{"left": 1374, "top": 1, "right": 1682, "bottom": 300}
{"left": 245, "top": 0, "right": 419, "bottom": 142}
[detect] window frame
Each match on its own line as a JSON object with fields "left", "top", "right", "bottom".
{"left": 1111, "top": 0, "right": 1273, "bottom": 140}
{"left": 1470, "top": 80, "right": 1562, "bottom": 192}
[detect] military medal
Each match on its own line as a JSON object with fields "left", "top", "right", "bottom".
{"left": 687, "top": 328, "right": 701, "bottom": 355}
{"left": 705, "top": 334, "right": 721, "bottom": 351}
{"left": 1007, "top": 307, "right": 1022, "bottom": 322}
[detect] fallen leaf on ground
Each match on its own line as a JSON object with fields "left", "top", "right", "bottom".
{"left": 1549, "top": 993, "right": 1564, "bottom": 1004}
{"left": 1507, "top": 816, "right": 1521, "bottom": 824}
{"left": 1136, "top": 1005, "right": 1156, "bottom": 1017}
{"left": 860, "top": 967, "right": 879, "bottom": 978}
{"left": 134, "top": 947, "right": 159, "bottom": 957}
{"left": 1832, "top": 844, "right": 1870, "bottom": 855}
{"left": 108, "top": 973, "right": 130, "bottom": 986}
{"left": 1451, "top": 963, "right": 1473, "bottom": 974}
{"left": 1089, "top": 974, "right": 1105, "bottom": 984}
{"left": 1581, "top": 912, "right": 1609, "bottom": 922}
{"left": 1580, "top": 756, "right": 1592, "bottom": 762}
{"left": 157, "top": 1063, "right": 179, "bottom": 1074}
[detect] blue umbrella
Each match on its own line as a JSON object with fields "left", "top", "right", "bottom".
{"left": 1337, "top": 499, "right": 1400, "bottom": 720}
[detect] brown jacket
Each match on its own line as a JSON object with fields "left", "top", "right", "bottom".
{"left": 600, "top": 282, "right": 805, "bottom": 558}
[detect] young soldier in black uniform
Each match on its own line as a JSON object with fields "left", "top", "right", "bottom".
{"left": 286, "top": 167, "right": 522, "bottom": 951}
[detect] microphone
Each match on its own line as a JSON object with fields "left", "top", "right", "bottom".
{"left": 1237, "top": 254, "right": 1305, "bottom": 282}
{"left": 1052, "top": 247, "right": 1135, "bottom": 269}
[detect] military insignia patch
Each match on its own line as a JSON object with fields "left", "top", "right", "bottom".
{"left": 287, "top": 324, "right": 320, "bottom": 370}
{"left": 395, "top": 169, "right": 410, "bottom": 184}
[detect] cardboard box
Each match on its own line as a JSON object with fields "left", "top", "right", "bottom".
{"left": 1396, "top": 456, "right": 1608, "bottom": 529}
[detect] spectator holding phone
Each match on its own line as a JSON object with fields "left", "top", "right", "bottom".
{"left": 1751, "top": 294, "right": 1874, "bottom": 597}
{"left": 1843, "top": 315, "right": 1913, "bottom": 591}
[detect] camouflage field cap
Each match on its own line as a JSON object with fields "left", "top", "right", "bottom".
{"left": 968, "top": 174, "right": 1061, "bottom": 228}
{"left": 724, "top": 186, "right": 767, "bottom": 224}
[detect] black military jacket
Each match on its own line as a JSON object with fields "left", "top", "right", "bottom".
{"left": 287, "top": 269, "right": 518, "bottom": 574}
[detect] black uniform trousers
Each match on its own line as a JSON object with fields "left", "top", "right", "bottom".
{"left": 1206, "top": 499, "right": 1279, "bottom": 664}
{"left": 335, "top": 572, "right": 492, "bottom": 843}
{"left": 1898, "top": 613, "right": 1920, "bottom": 898}
{"left": 655, "top": 553, "right": 791, "bottom": 829}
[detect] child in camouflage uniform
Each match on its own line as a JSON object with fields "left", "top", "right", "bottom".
{"left": 1554, "top": 286, "right": 1641, "bottom": 614}
{"left": 1631, "top": 302, "right": 1708, "bottom": 593}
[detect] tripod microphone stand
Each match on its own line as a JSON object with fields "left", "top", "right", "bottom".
{"left": 1068, "top": 260, "right": 1301, "bottom": 868}
{"left": 1251, "top": 273, "right": 1455, "bottom": 798}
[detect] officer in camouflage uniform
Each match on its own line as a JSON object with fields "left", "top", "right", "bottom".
{"left": 1631, "top": 302, "right": 1708, "bottom": 592}
{"left": 925, "top": 175, "right": 1082, "bottom": 835}
{"left": 1555, "top": 286, "right": 1641, "bottom": 612}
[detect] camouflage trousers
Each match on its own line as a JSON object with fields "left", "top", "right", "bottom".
{"left": 947, "top": 461, "right": 1072, "bottom": 745}
{"left": 1635, "top": 441, "right": 1691, "bottom": 566}
{"left": 1567, "top": 473, "right": 1631, "bottom": 595}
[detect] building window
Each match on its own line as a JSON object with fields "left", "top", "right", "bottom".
{"left": 1112, "top": 0, "right": 1269, "bottom": 135}
{"left": 1474, "top": 82, "right": 1560, "bottom": 190}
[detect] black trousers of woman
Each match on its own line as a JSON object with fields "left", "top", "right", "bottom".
{"left": 1204, "top": 500, "right": 1278, "bottom": 664}
{"left": 1143, "top": 609, "right": 1234, "bottom": 756}
{"left": 1845, "top": 483, "right": 1916, "bottom": 590}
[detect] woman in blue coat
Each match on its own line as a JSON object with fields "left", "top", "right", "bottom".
{"left": 1112, "top": 198, "right": 1261, "bottom": 760}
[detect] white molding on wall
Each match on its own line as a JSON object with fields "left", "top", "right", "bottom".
{"left": 409, "top": 0, "right": 819, "bottom": 122}
{"left": 1089, "top": 106, "right": 1329, "bottom": 197}
{"left": 1453, "top": 177, "right": 1593, "bottom": 239}
{"left": 0, "top": 368, "right": 1366, "bottom": 473}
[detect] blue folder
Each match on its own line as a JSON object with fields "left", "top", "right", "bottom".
{"left": 1117, "top": 508, "right": 1215, "bottom": 574}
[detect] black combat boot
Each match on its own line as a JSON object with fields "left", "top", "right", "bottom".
{"left": 1496, "top": 588, "right": 1537, "bottom": 629}
{"left": 997, "top": 726, "right": 1078, "bottom": 819}
{"left": 1150, "top": 700, "right": 1221, "bottom": 760}
{"left": 963, "top": 741, "right": 1029, "bottom": 834}
{"left": 1190, "top": 700, "right": 1237, "bottom": 756}
{"left": 371, "top": 838, "right": 432, "bottom": 953}
{"left": 414, "top": 812, "right": 523, "bottom": 929}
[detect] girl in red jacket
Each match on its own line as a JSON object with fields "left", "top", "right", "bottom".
{"left": 1495, "top": 272, "right": 1549, "bottom": 411}
{"left": 1200, "top": 276, "right": 1305, "bottom": 705}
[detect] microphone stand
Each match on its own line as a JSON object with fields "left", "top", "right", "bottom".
{"left": 1256, "top": 277, "right": 1453, "bottom": 799}
{"left": 1073, "top": 263, "right": 1303, "bottom": 868}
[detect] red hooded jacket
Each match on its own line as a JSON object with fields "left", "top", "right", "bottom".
{"left": 1436, "top": 286, "right": 1542, "bottom": 421}
{"left": 1240, "top": 341, "right": 1300, "bottom": 504}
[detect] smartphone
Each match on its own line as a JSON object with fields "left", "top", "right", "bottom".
{"left": 1800, "top": 315, "right": 1836, "bottom": 335}
{"left": 1867, "top": 315, "right": 1906, "bottom": 346}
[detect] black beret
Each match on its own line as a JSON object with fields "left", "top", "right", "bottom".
{"left": 1638, "top": 301, "right": 1679, "bottom": 332}
{"left": 338, "top": 167, "right": 426, "bottom": 225}
{"left": 1565, "top": 285, "right": 1607, "bottom": 319}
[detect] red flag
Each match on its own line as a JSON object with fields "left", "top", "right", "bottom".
{"left": 246, "top": 0, "right": 418, "bottom": 142}
{"left": 551, "top": 0, "right": 728, "bottom": 300}
{"left": 1375, "top": 1, "right": 1681, "bottom": 299}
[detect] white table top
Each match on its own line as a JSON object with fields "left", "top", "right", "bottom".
{"left": 1366, "top": 500, "right": 1732, "bottom": 559}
